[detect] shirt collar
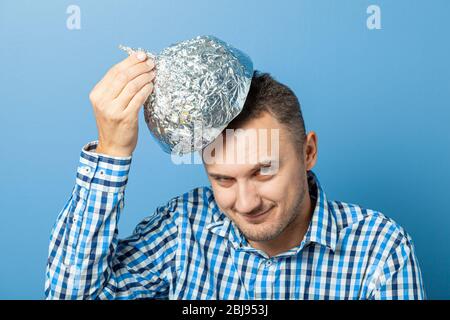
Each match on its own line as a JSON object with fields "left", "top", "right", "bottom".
{"left": 301, "top": 170, "right": 338, "bottom": 252}
{"left": 205, "top": 170, "right": 338, "bottom": 253}
{"left": 205, "top": 190, "right": 244, "bottom": 249}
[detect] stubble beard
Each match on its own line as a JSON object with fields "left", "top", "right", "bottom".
{"left": 236, "top": 181, "right": 308, "bottom": 242}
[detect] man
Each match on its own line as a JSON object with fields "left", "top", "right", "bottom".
{"left": 45, "top": 52, "right": 425, "bottom": 299}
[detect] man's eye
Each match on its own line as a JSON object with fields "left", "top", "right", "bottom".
{"left": 256, "top": 172, "right": 270, "bottom": 178}
{"left": 254, "top": 167, "right": 275, "bottom": 179}
{"left": 215, "top": 178, "right": 233, "bottom": 187}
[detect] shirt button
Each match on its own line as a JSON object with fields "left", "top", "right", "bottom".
{"left": 265, "top": 260, "right": 273, "bottom": 267}
{"left": 84, "top": 167, "right": 91, "bottom": 173}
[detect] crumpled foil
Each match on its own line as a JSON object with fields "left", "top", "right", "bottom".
{"left": 119, "top": 35, "right": 253, "bottom": 155}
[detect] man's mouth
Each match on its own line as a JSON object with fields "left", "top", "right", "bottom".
{"left": 240, "top": 207, "right": 274, "bottom": 223}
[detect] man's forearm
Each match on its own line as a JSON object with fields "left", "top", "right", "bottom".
{"left": 45, "top": 141, "right": 132, "bottom": 299}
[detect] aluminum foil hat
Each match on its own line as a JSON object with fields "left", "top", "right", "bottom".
{"left": 119, "top": 35, "right": 253, "bottom": 155}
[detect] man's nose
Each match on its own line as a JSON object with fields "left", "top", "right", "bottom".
{"left": 234, "top": 181, "right": 262, "bottom": 215}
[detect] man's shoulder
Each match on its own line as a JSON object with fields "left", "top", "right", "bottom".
{"left": 329, "top": 200, "right": 413, "bottom": 245}
{"left": 152, "top": 185, "right": 215, "bottom": 222}
{"left": 170, "top": 185, "right": 214, "bottom": 211}
{"left": 133, "top": 186, "right": 214, "bottom": 236}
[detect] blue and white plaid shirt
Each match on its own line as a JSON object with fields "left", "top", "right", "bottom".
{"left": 45, "top": 141, "right": 425, "bottom": 300}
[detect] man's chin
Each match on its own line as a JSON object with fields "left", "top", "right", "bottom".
{"left": 237, "top": 223, "right": 283, "bottom": 242}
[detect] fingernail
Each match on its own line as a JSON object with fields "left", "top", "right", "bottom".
{"left": 136, "top": 52, "right": 147, "bottom": 61}
{"left": 146, "top": 59, "right": 154, "bottom": 67}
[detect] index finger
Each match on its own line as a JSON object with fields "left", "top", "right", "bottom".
{"left": 111, "top": 51, "right": 149, "bottom": 74}
{"left": 94, "top": 51, "right": 152, "bottom": 93}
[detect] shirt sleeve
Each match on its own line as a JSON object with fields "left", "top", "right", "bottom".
{"left": 369, "top": 233, "right": 426, "bottom": 300}
{"left": 45, "top": 141, "right": 179, "bottom": 300}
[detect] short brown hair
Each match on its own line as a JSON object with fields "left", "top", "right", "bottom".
{"left": 225, "top": 71, "right": 307, "bottom": 152}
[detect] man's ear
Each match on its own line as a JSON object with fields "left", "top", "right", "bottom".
{"left": 304, "top": 131, "right": 318, "bottom": 171}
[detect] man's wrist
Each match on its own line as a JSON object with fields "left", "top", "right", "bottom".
{"left": 86, "top": 141, "right": 133, "bottom": 160}
{"left": 76, "top": 141, "right": 132, "bottom": 192}
{"left": 96, "top": 144, "right": 133, "bottom": 158}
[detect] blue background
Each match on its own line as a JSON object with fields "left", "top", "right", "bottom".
{"left": 0, "top": 0, "right": 449, "bottom": 299}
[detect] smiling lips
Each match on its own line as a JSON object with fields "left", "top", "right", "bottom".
{"left": 240, "top": 207, "right": 274, "bottom": 223}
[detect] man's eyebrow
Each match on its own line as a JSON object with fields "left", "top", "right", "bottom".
{"left": 208, "top": 160, "right": 278, "bottom": 179}
{"left": 208, "top": 173, "right": 233, "bottom": 179}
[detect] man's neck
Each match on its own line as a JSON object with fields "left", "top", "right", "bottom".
{"left": 248, "top": 191, "right": 314, "bottom": 258}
